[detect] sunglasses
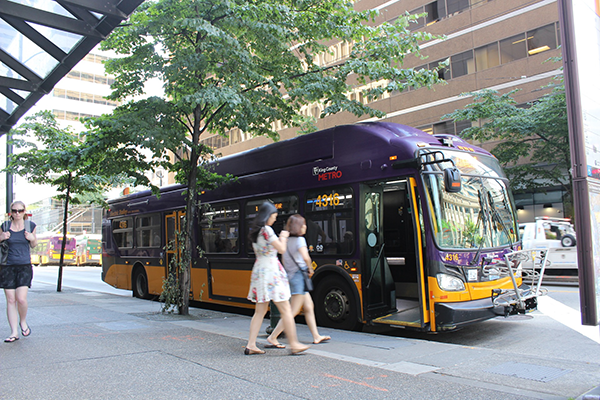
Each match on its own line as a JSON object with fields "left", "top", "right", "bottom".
{"left": 11, "top": 209, "right": 25, "bottom": 213}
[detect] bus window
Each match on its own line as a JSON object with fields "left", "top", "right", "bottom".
{"left": 112, "top": 218, "right": 133, "bottom": 248}
{"left": 305, "top": 186, "right": 355, "bottom": 255}
{"left": 201, "top": 203, "right": 240, "bottom": 253}
{"left": 245, "top": 195, "right": 299, "bottom": 253}
{"left": 136, "top": 213, "right": 161, "bottom": 248}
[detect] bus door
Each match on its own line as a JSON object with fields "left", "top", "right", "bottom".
{"left": 165, "top": 211, "right": 186, "bottom": 288}
{"left": 360, "top": 183, "right": 396, "bottom": 320}
{"left": 373, "top": 177, "right": 428, "bottom": 329}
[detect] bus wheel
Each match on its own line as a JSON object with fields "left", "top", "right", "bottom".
{"left": 132, "top": 267, "right": 150, "bottom": 299}
{"left": 314, "top": 275, "right": 360, "bottom": 331}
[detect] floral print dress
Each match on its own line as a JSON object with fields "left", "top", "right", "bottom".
{"left": 247, "top": 226, "right": 291, "bottom": 303}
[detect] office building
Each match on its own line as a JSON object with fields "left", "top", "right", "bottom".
{"left": 201, "top": 0, "right": 564, "bottom": 222}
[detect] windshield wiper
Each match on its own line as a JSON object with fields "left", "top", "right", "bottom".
{"left": 470, "top": 187, "right": 487, "bottom": 266}
{"left": 488, "top": 188, "right": 516, "bottom": 249}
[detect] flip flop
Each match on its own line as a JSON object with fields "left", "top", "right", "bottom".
{"left": 313, "top": 336, "right": 331, "bottom": 344}
{"left": 4, "top": 336, "right": 19, "bottom": 343}
{"left": 21, "top": 326, "right": 31, "bottom": 337}
{"left": 264, "top": 343, "right": 286, "bottom": 349}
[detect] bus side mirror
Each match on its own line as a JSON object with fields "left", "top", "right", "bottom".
{"left": 444, "top": 167, "right": 461, "bottom": 193}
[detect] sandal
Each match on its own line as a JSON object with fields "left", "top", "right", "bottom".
{"left": 21, "top": 325, "right": 31, "bottom": 337}
{"left": 244, "top": 347, "right": 265, "bottom": 355}
{"left": 4, "top": 336, "right": 19, "bottom": 343}
{"left": 265, "top": 336, "right": 285, "bottom": 349}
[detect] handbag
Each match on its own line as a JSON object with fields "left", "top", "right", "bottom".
{"left": 300, "top": 267, "right": 314, "bottom": 292}
{"left": 288, "top": 245, "right": 313, "bottom": 292}
{"left": 0, "top": 221, "right": 9, "bottom": 265}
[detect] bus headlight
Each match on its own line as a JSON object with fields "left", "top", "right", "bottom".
{"left": 437, "top": 273, "right": 466, "bottom": 291}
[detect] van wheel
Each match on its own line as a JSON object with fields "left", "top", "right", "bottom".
{"left": 561, "top": 235, "right": 576, "bottom": 247}
{"left": 132, "top": 267, "right": 150, "bottom": 299}
{"left": 314, "top": 275, "right": 360, "bottom": 331}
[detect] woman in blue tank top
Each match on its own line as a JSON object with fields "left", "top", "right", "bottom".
{"left": 0, "top": 201, "right": 38, "bottom": 343}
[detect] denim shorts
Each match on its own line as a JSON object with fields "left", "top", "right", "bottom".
{"left": 288, "top": 270, "right": 307, "bottom": 295}
{"left": 0, "top": 264, "right": 33, "bottom": 289}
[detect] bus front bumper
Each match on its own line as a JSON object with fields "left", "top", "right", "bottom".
{"left": 434, "top": 297, "right": 510, "bottom": 331}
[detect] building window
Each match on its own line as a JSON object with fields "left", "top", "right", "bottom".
{"left": 474, "top": 43, "right": 500, "bottom": 71}
{"left": 527, "top": 24, "right": 557, "bottom": 56}
{"left": 447, "top": 0, "right": 470, "bottom": 15}
{"left": 429, "top": 59, "right": 450, "bottom": 80}
{"left": 409, "top": 7, "right": 425, "bottom": 30}
{"left": 500, "top": 33, "right": 528, "bottom": 64}
{"left": 425, "top": 2, "right": 445, "bottom": 24}
{"left": 450, "top": 50, "right": 474, "bottom": 78}
{"left": 417, "top": 120, "right": 472, "bottom": 136}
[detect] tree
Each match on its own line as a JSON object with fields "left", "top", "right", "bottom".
{"left": 93, "top": 0, "right": 445, "bottom": 315}
{"left": 443, "top": 80, "right": 572, "bottom": 217}
{"left": 5, "top": 111, "right": 129, "bottom": 291}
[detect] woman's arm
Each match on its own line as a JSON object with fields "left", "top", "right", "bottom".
{"left": 298, "top": 246, "right": 314, "bottom": 277}
{"left": 25, "top": 227, "right": 37, "bottom": 248}
{"left": 270, "top": 229, "right": 289, "bottom": 254}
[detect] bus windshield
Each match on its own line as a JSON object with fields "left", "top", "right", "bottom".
{"left": 422, "top": 151, "right": 518, "bottom": 249}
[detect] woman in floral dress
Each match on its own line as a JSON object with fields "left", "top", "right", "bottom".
{"left": 245, "top": 202, "right": 310, "bottom": 355}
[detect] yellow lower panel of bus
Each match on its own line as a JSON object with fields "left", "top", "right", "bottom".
{"left": 52, "top": 254, "right": 74, "bottom": 260}
{"left": 209, "top": 269, "right": 252, "bottom": 299}
{"left": 428, "top": 276, "right": 471, "bottom": 302}
{"left": 467, "top": 276, "right": 521, "bottom": 300}
{"left": 428, "top": 275, "right": 521, "bottom": 302}
{"left": 146, "top": 265, "right": 166, "bottom": 295}
{"left": 103, "top": 264, "right": 124, "bottom": 289}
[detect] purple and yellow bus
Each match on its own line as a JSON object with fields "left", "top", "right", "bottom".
{"left": 31, "top": 234, "right": 77, "bottom": 265}
{"left": 102, "top": 122, "right": 538, "bottom": 332}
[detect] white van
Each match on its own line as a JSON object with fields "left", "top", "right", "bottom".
{"left": 518, "top": 217, "right": 577, "bottom": 272}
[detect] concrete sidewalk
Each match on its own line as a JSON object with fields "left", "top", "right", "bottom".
{"left": 1, "top": 282, "right": 599, "bottom": 400}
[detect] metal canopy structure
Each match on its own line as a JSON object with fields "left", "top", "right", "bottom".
{"left": 0, "top": 0, "right": 144, "bottom": 135}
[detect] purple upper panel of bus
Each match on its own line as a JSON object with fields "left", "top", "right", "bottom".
{"left": 50, "top": 236, "right": 76, "bottom": 251}
{"left": 202, "top": 122, "right": 492, "bottom": 199}
{"left": 211, "top": 122, "right": 481, "bottom": 177}
{"left": 108, "top": 121, "right": 493, "bottom": 208}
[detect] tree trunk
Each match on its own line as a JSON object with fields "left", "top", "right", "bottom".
{"left": 57, "top": 174, "right": 72, "bottom": 292}
{"left": 178, "top": 114, "right": 202, "bottom": 315}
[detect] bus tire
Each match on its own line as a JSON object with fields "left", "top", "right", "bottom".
{"left": 313, "top": 275, "right": 360, "bottom": 331}
{"left": 132, "top": 266, "right": 150, "bottom": 299}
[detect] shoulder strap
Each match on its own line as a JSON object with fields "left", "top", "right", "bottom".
{"left": 24, "top": 220, "right": 32, "bottom": 233}
{"left": 1, "top": 221, "right": 9, "bottom": 232}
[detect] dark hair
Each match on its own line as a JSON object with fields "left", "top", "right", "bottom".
{"left": 248, "top": 202, "right": 278, "bottom": 243}
{"left": 285, "top": 214, "right": 305, "bottom": 237}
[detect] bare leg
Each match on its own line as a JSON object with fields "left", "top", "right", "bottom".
{"left": 4, "top": 289, "right": 19, "bottom": 339}
{"left": 273, "top": 299, "right": 309, "bottom": 354}
{"left": 16, "top": 286, "right": 29, "bottom": 332}
{"left": 303, "top": 294, "right": 329, "bottom": 343}
{"left": 246, "top": 302, "right": 268, "bottom": 352}
{"left": 267, "top": 295, "right": 304, "bottom": 345}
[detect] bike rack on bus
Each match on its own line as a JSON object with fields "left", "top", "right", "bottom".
{"left": 481, "top": 249, "right": 549, "bottom": 316}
